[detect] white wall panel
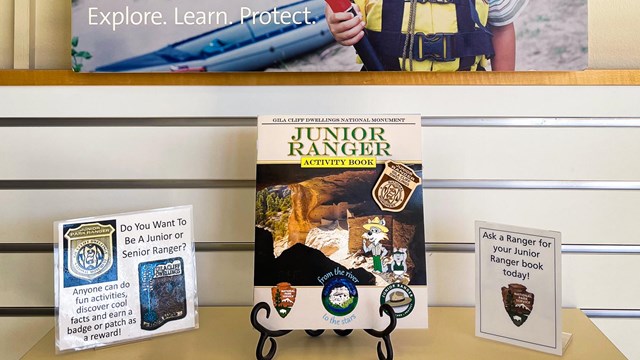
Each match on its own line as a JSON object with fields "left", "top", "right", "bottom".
{"left": 424, "top": 127, "right": 640, "bottom": 180}
{"left": 425, "top": 189, "right": 640, "bottom": 245}
{"left": 592, "top": 318, "right": 640, "bottom": 360}
{"left": 1, "top": 85, "right": 640, "bottom": 357}
{"left": 562, "top": 254, "right": 640, "bottom": 310}
{"left": 0, "top": 127, "right": 256, "bottom": 180}
{"left": 0, "top": 317, "right": 53, "bottom": 360}
{"left": 2, "top": 87, "right": 640, "bottom": 118}
{"left": 3, "top": 252, "right": 639, "bottom": 309}
{"left": 195, "top": 252, "right": 253, "bottom": 306}
{"left": 0, "top": 189, "right": 255, "bottom": 244}
{"left": 2, "top": 189, "right": 638, "bottom": 245}
{"left": 3, "top": 126, "right": 640, "bottom": 182}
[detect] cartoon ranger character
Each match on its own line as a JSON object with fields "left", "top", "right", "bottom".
{"left": 362, "top": 217, "right": 389, "bottom": 273}
{"left": 391, "top": 248, "right": 408, "bottom": 279}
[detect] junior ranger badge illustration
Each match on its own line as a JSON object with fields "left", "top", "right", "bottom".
{"left": 64, "top": 221, "right": 117, "bottom": 286}
{"left": 373, "top": 161, "right": 422, "bottom": 212}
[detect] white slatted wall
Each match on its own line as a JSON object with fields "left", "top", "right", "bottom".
{"left": 0, "top": 86, "right": 639, "bottom": 359}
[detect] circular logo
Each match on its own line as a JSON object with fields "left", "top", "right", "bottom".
{"left": 380, "top": 283, "right": 415, "bottom": 318}
{"left": 377, "top": 180, "right": 405, "bottom": 208}
{"left": 321, "top": 275, "right": 358, "bottom": 316}
{"left": 74, "top": 239, "right": 109, "bottom": 275}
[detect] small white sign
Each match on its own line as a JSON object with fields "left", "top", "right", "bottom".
{"left": 475, "top": 221, "right": 568, "bottom": 355}
{"left": 55, "top": 206, "right": 198, "bottom": 352}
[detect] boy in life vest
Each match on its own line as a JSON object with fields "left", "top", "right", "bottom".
{"left": 326, "top": 0, "right": 528, "bottom": 71}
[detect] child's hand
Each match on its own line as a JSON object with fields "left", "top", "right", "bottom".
{"left": 325, "top": 4, "right": 366, "bottom": 46}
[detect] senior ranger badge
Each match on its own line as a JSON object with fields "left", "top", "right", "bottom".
{"left": 65, "top": 222, "right": 116, "bottom": 284}
{"left": 139, "top": 257, "right": 187, "bottom": 330}
{"left": 501, "top": 283, "right": 535, "bottom": 327}
{"left": 373, "top": 161, "right": 422, "bottom": 212}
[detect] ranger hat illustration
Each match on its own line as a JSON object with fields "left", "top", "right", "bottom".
{"left": 362, "top": 217, "right": 389, "bottom": 233}
{"left": 386, "top": 291, "right": 412, "bottom": 307}
{"left": 380, "top": 283, "right": 416, "bottom": 318}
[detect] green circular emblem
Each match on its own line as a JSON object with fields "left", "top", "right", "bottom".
{"left": 322, "top": 276, "right": 358, "bottom": 316}
{"left": 380, "top": 283, "right": 415, "bottom": 318}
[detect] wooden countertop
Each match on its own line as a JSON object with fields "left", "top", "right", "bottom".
{"left": 22, "top": 307, "right": 625, "bottom": 359}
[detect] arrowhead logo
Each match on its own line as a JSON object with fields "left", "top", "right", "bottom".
{"left": 272, "top": 282, "right": 297, "bottom": 318}
{"left": 501, "top": 283, "right": 534, "bottom": 327}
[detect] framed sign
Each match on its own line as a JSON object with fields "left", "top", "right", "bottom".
{"left": 55, "top": 206, "right": 198, "bottom": 352}
{"left": 71, "top": 0, "right": 587, "bottom": 72}
{"left": 475, "top": 221, "right": 571, "bottom": 355}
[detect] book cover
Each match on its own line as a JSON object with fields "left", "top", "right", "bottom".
{"left": 253, "top": 115, "right": 427, "bottom": 329}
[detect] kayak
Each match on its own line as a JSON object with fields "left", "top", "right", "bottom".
{"left": 95, "top": 0, "right": 333, "bottom": 72}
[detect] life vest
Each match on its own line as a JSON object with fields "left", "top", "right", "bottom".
{"left": 353, "top": 0, "right": 494, "bottom": 71}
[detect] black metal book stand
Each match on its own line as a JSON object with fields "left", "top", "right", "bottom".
{"left": 250, "top": 301, "right": 397, "bottom": 360}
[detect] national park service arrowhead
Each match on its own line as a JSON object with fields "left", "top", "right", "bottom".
{"left": 501, "top": 283, "right": 534, "bottom": 327}
{"left": 272, "top": 282, "right": 297, "bottom": 318}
